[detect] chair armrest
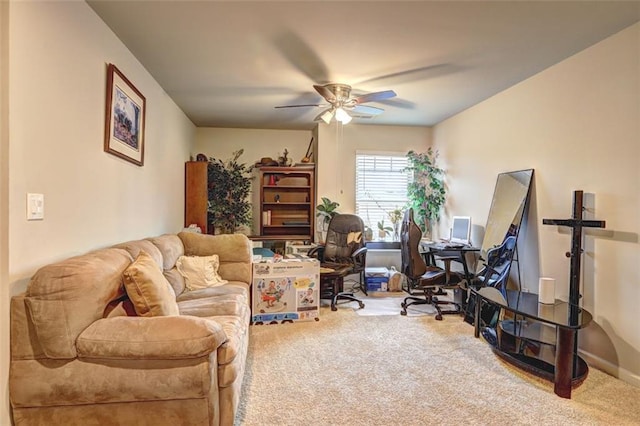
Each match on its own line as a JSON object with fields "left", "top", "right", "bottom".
{"left": 76, "top": 316, "right": 227, "bottom": 360}
{"left": 307, "top": 245, "right": 325, "bottom": 260}
{"left": 352, "top": 246, "right": 367, "bottom": 260}
{"left": 351, "top": 247, "right": 367, "bottom": 270}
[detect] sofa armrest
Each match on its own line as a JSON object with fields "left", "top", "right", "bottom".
{"left": 76, "top": 316, "right": 227, "bottom": 360}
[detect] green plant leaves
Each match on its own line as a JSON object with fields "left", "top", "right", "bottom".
{"left": 207, "top": 150, "right": 254, "bottom": 233}
{"left": 405, "top": 147, "right": 446, "bottom": 233}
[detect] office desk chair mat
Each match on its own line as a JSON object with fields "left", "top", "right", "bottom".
{"left": 347, "top": 291, "right": 457, "bottom": 317}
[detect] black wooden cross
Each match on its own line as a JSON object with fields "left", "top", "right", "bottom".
{"left": 542, "top": 190, "right": 606, "bottom": 312}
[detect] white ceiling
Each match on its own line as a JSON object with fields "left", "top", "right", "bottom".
{"left": 87, "top": 1, "right": 640, "bottom": 130}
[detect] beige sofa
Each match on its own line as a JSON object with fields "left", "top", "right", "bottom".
{"left": 9, "top": 232, "right": 253, "bottom": 426}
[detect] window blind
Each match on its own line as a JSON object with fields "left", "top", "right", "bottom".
{"left": 355, "top": 153, "right": 410, "bottom": 233}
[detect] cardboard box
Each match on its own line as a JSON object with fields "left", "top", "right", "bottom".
{"left": 366, "top": 276, "right": 389, "bottom": 292}
{"left": 252, "top": 258, "right": 320, "bottom": 324}
{"left": 365, "top": 267, "right": 390, "bottom": 292}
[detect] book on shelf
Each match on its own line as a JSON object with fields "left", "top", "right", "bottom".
{"left": 262, "top": 210, "right": 272, "bottom": 225}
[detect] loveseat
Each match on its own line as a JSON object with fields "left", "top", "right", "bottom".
{"left": 9, "top": 231, "right": 253, "bottom": 426}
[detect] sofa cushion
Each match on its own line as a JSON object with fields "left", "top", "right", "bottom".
{"left": 25, "top": 248, "right": 133, "bottom": 359}
{"left": 147, "top": 234, "right": 185, "bottom": 271}
{"left": 205, "top": 315, "right": 249, "bottom": 387}
{"left": 9, "top": 357, "right": 216, "bottom": 408}
{"left": 177, "top": 255, "right": 228, "bottom": 291}
{"left": 164, "top": 267, "right": 187, "bottom": 296}
{"left": 213, "top": 315, "right": 249, "bottom": 365}
{"left": 176, "top": 282, "right": 249, "bottom": 303}
{"left": 178, "top": 232, "right": 253, "bottom": 284}
{"left": 113, "top": 239, "right": 164, "bottom": 269}
{"left": 77, "top": 316, "right": 226, "bottom": 360}
{"left": 123, "top": 251, "right": 179, "bottom": 317}
{"left": 178, "top": 293, "right": 248, "bottom": 317}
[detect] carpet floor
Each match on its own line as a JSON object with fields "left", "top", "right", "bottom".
{"left": 235, "top": 302, "right": 640, "bottom": 426}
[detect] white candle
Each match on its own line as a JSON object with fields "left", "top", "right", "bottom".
{"left": 538, "top": 277, "right": 555, "bottom": 304}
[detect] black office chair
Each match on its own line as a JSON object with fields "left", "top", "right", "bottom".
{"left": 308, "top": 214, "right": 367, "bottom": 311}
{"left": 463, "top": 235, "right": 518, "bottom": 326}
{"left": 473, "top": 235, "right": 518, "bottom": 298}
{"left": 400, "top": 208, "right": 462, "bottom": 320}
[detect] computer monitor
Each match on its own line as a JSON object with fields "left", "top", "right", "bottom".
{"left": 450, "top": 216, "right": 471, "bottom": 245}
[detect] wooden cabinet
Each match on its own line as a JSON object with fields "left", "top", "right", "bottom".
{"left": 184, "top": 161, "right": 211, "bottom": 234}
{"left": 257, "top": 166, "right": 315, "bottom": 241}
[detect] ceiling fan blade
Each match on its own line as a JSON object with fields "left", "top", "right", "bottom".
{"left": 351, "top": 105, "right": 384, "bottom": 115}
{"left": 275, "top": 104, "right": 325, "bottom": 109}
{"left": 273, "top": 31, "right": 330, "bottom": 84}
{"left": 358, "top": 64, "right": 461, "bottom": 86}
{"left": 354, "top": 90, "right": 397, "bottom": 104}
{"left": 314, "top": 85, "right": 337, "bottom": 104}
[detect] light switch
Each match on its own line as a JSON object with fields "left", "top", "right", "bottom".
{"left": 27, "top": 193, "right": 44, "bottom": 220}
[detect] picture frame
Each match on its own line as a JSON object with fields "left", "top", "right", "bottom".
{"left": 104, "top": 63, "right": 146, "bottom": 166}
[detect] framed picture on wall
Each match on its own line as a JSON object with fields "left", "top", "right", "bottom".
{"left": 104, "top": 63, "right": 146, "bottom": 166}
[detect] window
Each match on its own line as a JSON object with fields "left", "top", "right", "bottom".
{"left": 355, "top": 152, "right": 410, "bottom": 236}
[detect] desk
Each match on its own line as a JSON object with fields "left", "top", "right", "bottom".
{"left": 420, "top": 243, "right": 479, "bottom": 304}
{"left": 472, "top": 287, "right": 592, "bottom": 398}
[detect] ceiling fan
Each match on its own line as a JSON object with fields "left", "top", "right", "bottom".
{"left": 275, "top": 83, "right": 397, "bottom": 124}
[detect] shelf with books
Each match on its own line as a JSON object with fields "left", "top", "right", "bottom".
{"left": 257, "top": 166, "right": 315, "bottom": 240}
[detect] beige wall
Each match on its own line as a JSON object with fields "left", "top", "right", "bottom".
{"left": 1, "top": 1, "right": 9, "bottom": 421}
{"left": 194, "top": 127, "right": 312, "bottom": 165}
{"left": 194, "top": 125, "right": 432, "bottom": 239}
{"left": 433, "top": 23, "right": 640, "bottom": 386}
{"left": 3, "top": 2, "right": 195, "bottom": 422}
{"left": 194, "top": 127, "right": 312, "bottom": 234}
{"left": 316, "top": 122, "right": 432, "bottom": 215}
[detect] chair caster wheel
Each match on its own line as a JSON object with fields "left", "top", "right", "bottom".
{"left": 435, "top": 314, "right": 443, "bottom": 321}
{"left": 358, "top": 302, "right": 365, "bottom": 309}
{"left": 400, "top": 311, "right": 407, "bottom": 316}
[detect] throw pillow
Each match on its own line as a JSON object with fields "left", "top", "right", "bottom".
{"left": 123, "top": 251, "right": 179, "bottom": 317}
{"left": 176, "top": 254, "right": 228, "bottom": 291}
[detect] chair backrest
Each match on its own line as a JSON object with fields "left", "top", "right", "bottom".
{"left": 400, "top": 208, "right": 427, "bottom": 280}
{"left": 475, "top": 235, "right": 517, "bottom": 296}
{"left": 323, "top": 214, "right": 366, "bottom": 267}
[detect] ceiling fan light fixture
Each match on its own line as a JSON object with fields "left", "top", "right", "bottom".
{"left": 319, "top": 109, "right": 335, "bottom": 124}
{"left": 335, "top": 107, "right": 352, "bottom": 124}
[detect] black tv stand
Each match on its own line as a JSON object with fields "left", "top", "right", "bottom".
{"left": 472, "top": 287, "right": 592, "bottom": 398}
{"left": 472, "top": 190, "right": 604, "bottom": 398}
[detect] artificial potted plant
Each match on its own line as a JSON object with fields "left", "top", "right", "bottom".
{"left": 377, "top": 219, "right": 393, "bottom": 240}
{"left": 405, "top": 148, "right": 446, "bottom": 239}
{"left": 316, "top": 197, "right": 339, "bottom": 243}
{"left": 388, "top": 208, "right": 403, "bottom": 241}
{"left": 207, "top": 149, "right": 254, "bottom": 234}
